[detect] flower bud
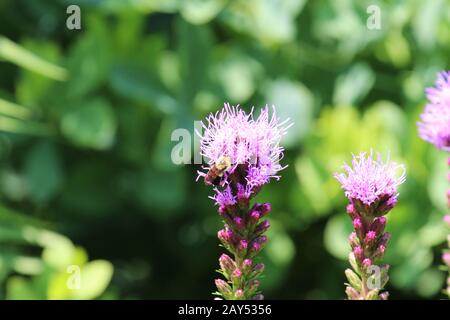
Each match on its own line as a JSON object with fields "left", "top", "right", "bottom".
{"left": 250, "top": 236, "right": 268, "bottom": 255}
{"left": 251, "top": 263, "right": 265, "bottom": 278}
{"left": 236, "top": 183, "right": 249, "bottom": 207}
{"left": 380, "top": 264, "right": 390, "bottom": 288}
{"left": 345, "top": 269, "right": 362, "bottom": 292}
{"left": 352, "top": 199, "right": 369, "bottom": 216}
{"left": 353, "top": 218, "right": 363, "bottom": 229}
{"left": 348, "top": 252, "right": 360, "bottom": 274}
{"left": 235, "top": 289, "right": 244, "bottom": 299}
{"left": 218, "top": 228, "right": 233, "bottom": 242}
{"left": 215, "top": 279, "right": 232, "bottom": 297}
{"left": 376, "top": 195, "right": 397, "bottom": 216}
{"left": 252, "top": 293, "right": 264, "bottom": 300}
{"left": 378, "top": 232, "right": 391, "bottom": 247}
{"left": 217, "top": 228, "right": 234, "bottom": 248}
{"left": 353, "top": 218, "right": 365, "bottom": 239}
{"left": 379, "top": 292, "right": 389, "bottom": 300}
{"left": 254, "top": 220, "right": 270, "bottom": 235}
{"left": 364, "top": 231, "right": 377, "bottom": 247}
{"left": 353, "top": 246, "right": 364, "bottom": 262}
{"left": 232, "top": 268, "right": 242, "bottom": 279}
{"left": 345, "top": 286, "right": 360, "bottom": 300}
{"left": 370, "top": 216, "right": 386, "bottom": 235}
{"left": 243, "top": 259, "right": 252, "bottom": 269}
{"left": 362, "top": 258, "right": 372, "bottom": 271}
{"left": 348, "top": 232, "right": 359, "bottom": 248}
{"left": 444, "top": 215, "right": 450, "bottom": 228}
{"left": 233, "top": 217, "right": 244, "bottom": 229}
{"left": 442, "top": 252, "right": 450, "bottom": 267}
{"left": 259, "top": 203, "right": 271, "bottom": 216}
{"left": 346, "top": 203, "right": 358, "bottom": 219}
{"left": 219, "top": 254, "right": 236, "bottom": 279}
{"left": 373, "top": 244, "right": 386, "bottom": 261}
{"left": 242, "top": 259, "right": 252, "bottom": 275}
{"left": 366, "top": 289, "right": 380, "bottom": 300}
{"left": 238, "top": 239, "right": 248, "bottom": 251}
{"left": 248, "top": 279, "right": 260, "bottom": 294}
{"left": 249, "top": 210, "right": 260, "bottom": 223}
{"left": 218, "top": 206, "right": 227, "bottom": 216}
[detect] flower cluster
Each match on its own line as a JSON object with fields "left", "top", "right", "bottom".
{"left": 418, "top": 70, "right": 450, "bottom": 151}
{"left": 198, "top": 103, "right": 290, "bottom": 205}
{"left": 418, "top": 71, "right": 450, "bottom": 298}
{"left": 198, "top": 103, "right": 290, "bottom": 300}
{"left": 335, "top": 152, "right": 406, "bottom": 300}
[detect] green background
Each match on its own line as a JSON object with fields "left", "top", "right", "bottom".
{"left": 0, "top": 0, "right": 449, "bottom": 299}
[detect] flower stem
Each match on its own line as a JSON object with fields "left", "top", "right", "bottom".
{"left": 443, "top": 157, "right": 450, "bottom": 298}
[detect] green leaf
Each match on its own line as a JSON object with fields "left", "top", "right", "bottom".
{"left": 333, "top": 63, "right": 375, "bottom": 105}
{"left": 15, "top": 40, "right": 62, "bottom": 108}
{"left": 415, "top": 268, "right": 445, "bottom": 298}
{"left": 0, "top": 36, "right": 67, "bottom": 81}
{"left": 42, "top": 234, "right": 76, "bottom": 271}
{"left": 324, "top": 213, "right": 353, "bottom": 260}
{"left": 71, "top": 260, "right": 113, "bottom": 300}
{"left": 177, "top": 17, "right": 212, "bottom": 105}
{"left": 214, "top": 51, "right": 262, "bottom": 103}
{"left": 6, "top": 276, "right": 40, "bottom": 300}
{"left": 0, "top": 116, "right": 51, "bottom": 136}
{"left": 412, "top": 0, "right": 444, "bottom": 51}
{"left": 66, "top": 17, "right": 111, "bottom": 99}
{"left": 61, "top": 99, "right": 116, "bottom": 150}
{"left": 136, "top": 167, "right": 187, "bottom": 217}
{"left": 110, "top": 65, "right": 178, "bottom": 114}
{"left": 259, "top": 222, "right": 295, "bottom": 292}
{"left": 180, "top": 0, "right": 226, "bottom": 24}
{"left": 24, "top": 142, "right": 64, "bottom": 204}
{"left": 265, "top": 79, "right": 314, "bottom": 147}
{"left": 91, "top": 0, "right": 180, "bottom": 13}
{"left": 0, "top": 98, "right": 33, "bottom": 120}
{"left": 223, "top": 0, "right": 305, "bottom": 46}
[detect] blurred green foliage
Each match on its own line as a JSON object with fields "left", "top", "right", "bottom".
{"left": 0, "top": 0, "right": 449, "bottom": 299}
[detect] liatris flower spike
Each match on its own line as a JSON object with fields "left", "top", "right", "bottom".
{"left": 418, "top": 70, "right": 450, "bottom": 298}
{"left": 335, "top": 151, "right": 406, "bottom": 300}
{"left": 197, "top": 103, "right": 291, "bottom": 300}
{"left": 443, "top": 215, "right": 450, "bottom": 297}
{"left": 418, "top": 71, "right": 450, "bottom": 151}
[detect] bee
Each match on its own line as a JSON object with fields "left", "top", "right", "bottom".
{"left": 205, "top": 155, "right": 232, "bottom": 186}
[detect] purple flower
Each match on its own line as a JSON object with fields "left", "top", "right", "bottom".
{"left": 201, "top": 103, "right": 290, "bottom": 300}
{"left": 334, "top": 151, "right": 406, "bottom": 209}
{"left": 198, "top": 103, "right": 291, "bottom": 194}
{"left": 336, "top": 151, "right": 405, "bottom": 300}
{"left": 442, "top": 252, "right": 450, "bottom": 267}
{"left": 211, "top": 185, "right": 236, "bottom": 207}
{"left": 418, "top": 71, "right": 450, "bottom": 151}
{"left": 445, "top": 215, "right": 450, "bottom": 228}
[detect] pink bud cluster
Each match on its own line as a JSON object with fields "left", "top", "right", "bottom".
{"left": 335, "top": 152, "right": 406, "bottom": 300}
{"left": 215, "top": 199, "right": 271, "bottom": 300}
{"left": 198, "top": 104, "right": 290, "bottom": 300}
